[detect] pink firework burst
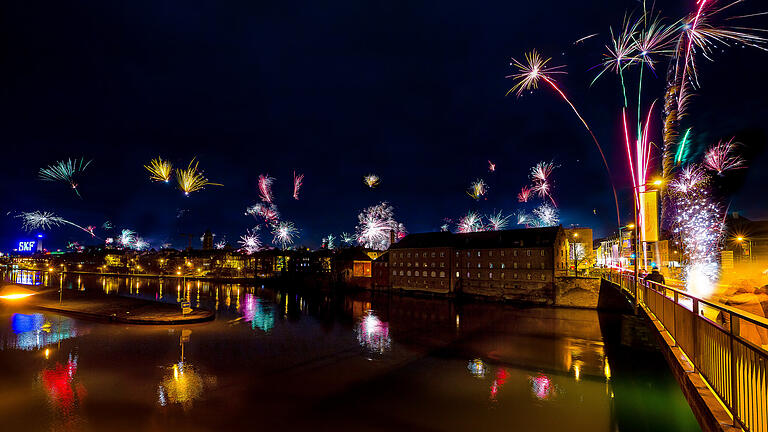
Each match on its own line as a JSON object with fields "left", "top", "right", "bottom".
{"left": 517, "top": 186, "right": 532, "bottom": 203}
{"left": 293, "top": 171, "right": 304, "bottom": 200}
{"left": 258, "top": 174, "right": 275, "bottom": 203}
{"left": 703, "top": 139, "right": 744, "bottom": 175}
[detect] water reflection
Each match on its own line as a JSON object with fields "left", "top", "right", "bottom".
{"left": 157, "top": 330, "right": 216, "bottom": 409}
{"left": 39, "top": 353, "right": 86, "bottom": 414}
{"left": 355, "top": 310, "right": 391, "bottom": 357}
{"left": 11, "top": 269, "right": 42, "bottom": 286}
{"left": 1, "top": 313, "right": 85, "bottom": 351}
{"left": 239, "top": 293, "right": 275, "bottom": 333}
{"left": 529, "top": 374, "right": 559, "bottom": 400}
{"left": 467, "top": 358, "right": 486, "bottom": 378}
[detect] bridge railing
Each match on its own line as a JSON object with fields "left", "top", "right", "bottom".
{"left": 603, "top": 271, "right": 768, "bottom": 432}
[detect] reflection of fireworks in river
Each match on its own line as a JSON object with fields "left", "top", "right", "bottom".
{"left": 467, "top": 358, "right": 486, "bottom": 378}
{"left": 529, "top": 374, "right": 558, "bottom": 400}
{"left": 355, "top": 311, "right": 391, "bottom": 356}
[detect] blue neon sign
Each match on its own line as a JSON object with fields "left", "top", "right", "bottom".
{"left": 17, "top": 240, "right": 37, "bottom": 253}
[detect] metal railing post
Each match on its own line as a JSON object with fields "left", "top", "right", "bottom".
{"left": 730, "top": 314, "right": 739, "bottom": 427}
{"left": 692, "top": 297, "right": 699, "bottom": 368}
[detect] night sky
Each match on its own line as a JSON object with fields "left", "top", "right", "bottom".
{"left": 2, "top": 0, "right": 767, "bottom": 250}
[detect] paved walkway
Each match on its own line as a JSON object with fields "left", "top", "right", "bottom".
{"left": 3, "top": 285, "right": 214, "bottom": 324}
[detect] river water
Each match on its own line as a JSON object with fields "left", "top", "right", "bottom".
{"left": 0, "top": 270, "right": 700, "bottom": 431}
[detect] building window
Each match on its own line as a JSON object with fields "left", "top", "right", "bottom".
{"left": 467, "top": 262, "right": 471, "bottom": 268}
{"left": 415, "top": 261, "right": 419, "bottom": 267}
{"left": 526, "top": 250, "right": 531, "bottom": 256}
{"left": 477, "top": 251, "right": 481, "bottom": 257}
{"left": 431, "top": 252, "right": 436, "bottom": 258}
{"left": 440, "top": 271, "right": 445, "bottom": 278}
{"left": 513, "top": 262, "right": 518, "bottom": 269}
{"left": 400, "top": 253, "right": 404, "bottom": 258}
{"left": 501, "top": 263, "right": 505, "bottom": 269}
{"left": 489, "top": 272, "right": 493, "bottom": 279}
{"left": 400, "top": 271, "right": 404, "bottom": 276}
{"left": 440, "top": 252, "right": 445, "bottom": 258}
{"left": 489, "top": 251, "right": 493, "bottom": 257}
{"left": 477, "top": 273, "right": 481, "bottom": 279}
{"left": 540, "top": 250, "right": 545, "bottom": 256}
{"left": 423, "top": 263, "right": 427, "bottom": 268}
{"left": 501, "top": 273, "right": 505, "bottom": 279}
{"left": 477, "top": 263, "right": 481, "bottom": 268}
{"left": 440, "top": 262, "right": 445, "bottom": 268}
{"left": 407, "top": 253, "right": 411, "bottom": 258}
{"left": 513, "top": 273, "right": 518, "bottom": 279}
{"left": 456, "top": 271, "right": 460, "bottom": 278}
{"left": 423, "top": 252, "right": 427, "bottom": 258}
{"left": 540, "top": 263, "right": 545, "bottom": 269}
{"left": 415, "top": 271, "right": 419, "bottom": 276}
{"left": 540, "top": 274, "right": 546, "bottom": 281}
{"left": 431, "top": 271, "right": 436, "bottom": 277}
{"left": 467, "top": 272, "right": 471, "bottom": 278}
{"left": 526, "top": 262, "right": 531, "bottom": 269}
{"left": 407, "top": 271, "right": 411, "bottom": 276}
{"left": 407, "top": 262, "right": 412, "bottom": 267}
{"left": 514, "top": 250, "right": 518, "bottom": 257}
{"left": 527, "top": 273, "right": 532, "bottom": 280}
{"left": 423, "top": 272, "right": 427, "bottom": 277}
{"left": 501, "top": 250, "right": 505, "bottom": 257}
{"left": 431, "top": 262, "right": 435, "bottom": 268}
{"left": 489, "top": 263, "right": 494, "bottom": 269}
{"left": 392, "top": 270, "right": 396, "bottom": 276}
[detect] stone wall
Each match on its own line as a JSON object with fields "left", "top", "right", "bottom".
{"left": 554, "top": 276, "right": 601, "bottom": 308}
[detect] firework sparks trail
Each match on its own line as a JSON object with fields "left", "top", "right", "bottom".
{"left": 144, "top": 157, "right": 173, "bottom": 183}
{"left": 355, "top": 202, "right": 405, "bottom": 250}
{"left": 246, "top": 203, "right": 280, "bottom": 223}
{"left": 293, "top": 171, "right": 304, "bottom": 200}
{"left": 486, "top": 211, "right": 510, "bottom": 231}
{"left": 467, "top": 179, "right": 488, "bottom": 200}
{"left": 102, "top": 221, "right": 113, "bottom": 230}
{"left": 457, "top": 211, "right": 484, "bottom": 233}
{"left": 258, "top": 175, "right": 275, "bottom": 203}
{"left": 517, "top": 186, "right": 532, "bottom": 203}
{"left": 17, "top": 211, "right": 101, "bottom": 239}
{"left": 364, "top": 174, "right": 381, "bottom": 188}
{"left": 573, "top": 33, "right": 599, "bottom": 45}
{"left": 38, "top": 158, "right": 92, "bottom": 198}
{"left": 215, "top": 238, "right": 227, "bottom": 249}
{"left": 703, "top": 138, "right": 745, "bottom": 175}
{"left": 507, "top": 50, "right": 620, "bottom": 225}
{"left": 133, "top": 237, "right": 150, "bottom": 251}
{"left": 488, "top": 160, "right": 496, "bottom": 172}
{"left": 239, "top": 228, "right": 262, "bottom": 254}
{"left": 515, "top": 210, "right": 532, "bottom": 227}
{"left": 533, "top": 203, "right": 560, "bottom": 227}
{"left": 676, "top": 128, "right": 693, "bottom": 165}
{"left": 176, "top": 158, "right": 222, "bottom": 196}
{"left": 592, "top": 17, "right": 642, "bottom": 105}
{"left": 272, "top": 221, "right": 299, "bottom": 250}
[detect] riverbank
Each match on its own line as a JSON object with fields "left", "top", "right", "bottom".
{"left": 0, "top": 284, "right": 214, "bottom": 324}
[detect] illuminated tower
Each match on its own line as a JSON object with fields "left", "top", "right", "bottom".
{"left": 202, "top": 229, "right": 213, "bottom": 250}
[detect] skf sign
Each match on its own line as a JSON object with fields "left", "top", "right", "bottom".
{"left": 18, "top": 241, "right": 36, "bottom": 252}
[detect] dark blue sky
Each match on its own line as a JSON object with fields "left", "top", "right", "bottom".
{"left": 1, "top": 0, "right": 767, "bottom": 250}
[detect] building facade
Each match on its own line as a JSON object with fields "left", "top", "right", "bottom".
{"left": 389, "top": 227, "right": 568, "bottom": 303}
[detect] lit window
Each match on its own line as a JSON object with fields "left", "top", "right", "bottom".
{"left": 513, "top": 262, "right": 518, "bottom": 269}
{"left": 527, "top": 250, "right": 531, "bottom": 256}
{"left": 540, "top": 274, "right": 546, "bottom": 281}
{"left": 415, "top": 271, "right": 419, "bottom": 276}
{"left": 489, "top": 263, "right": 493, "bottom": 269}
{"left": 456, "top": 271, "right": 460, "bottom": 278}
{"left": 431, "top": 252, "right": 436, "bottom": 258}
{"left": 540, "top": 263, "right": 545, "bottom": 269}
{"left": 431, "top": 262, "right": 435, "bottom": 267}
{"left": 407, "top": 253, "right": 411, "bottom": 258}
{"left": 540, "top": 250, "right": 545, "bottom": 256}
{"left": 440, "top": 262, "right": 445, "bottom": 268}
{"left": 422, "top": 252, "right": 427, "bottom": 258}
{"left": 489, "top": 272, "right": 493, "bottom": 279}
{"left": 392, "top": 270, "right": 396, "bottom": 276}
{"left": 400, "top": 271, "right": 404, "bottom": 276}
{"left": 467, "top": 262, "right": 470, "bottom": 268}
{"left": 501, "top": 273, "right": 505, "bottom": 279}
{"left": 440, "top": 271, "right": 445, "bottom": 278}
{"left": 440, "top": 252, "right": 445, "bottom": 258}
{"left": 466, "top": 251, "right": 470, "bottom": 257}
{"left": 408, "top": 262, "right": 412, "bottom": 267}
{"left": 501, "top": 263, "right": 505, "bottom": 269}
{"left": 527, "top": 262, "right": 531, "bottom": 269}
{"left": 477, "top": 273, "right": 480, "bottom": 279}
{"left": 514, "top": 250, "right": 518, "bottom": 257}
{"left": 489, "top": 251, "right": 493, "bottom": 257}
{"left": 501, "top": 250, "right": 505, "bottom": 256}
{"left": 513, "top": 273, "right": 518, "bottom": 279}
{"left": 431, "top": 271, "right": 436, "bottom": 277}
{"left": 467, "top": 272, "right": 471, "bottom": 278}
{"left": 423, "top": 271, "right": 427, "bottom": 277}
{"left": 527, "top": 273, "right": 532, "bottom": 280}
{"left": 477, "top": 263, "right": 481, "bottom": 268}
{"left": 423, "top": 263, "right": 427, "bottom": 268}
{"left": 477, "top": 251, "right": 481, "bottom": 257}
{"left": 415, "top": 261, "right": 419, "bottom": 267}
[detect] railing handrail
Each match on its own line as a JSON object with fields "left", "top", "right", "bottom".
{"left": 603, "top": 270, "right": 768, "bottom": 329}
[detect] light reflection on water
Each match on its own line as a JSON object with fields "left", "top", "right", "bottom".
{"left": 0, "top": 270, "right": 701, "bottom": 431}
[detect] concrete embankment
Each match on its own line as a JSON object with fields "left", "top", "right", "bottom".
{"left": 0, "top": 284, "right": 214, "bottom": 324}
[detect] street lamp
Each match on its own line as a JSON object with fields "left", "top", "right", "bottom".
{"left": 734, "top": 236, "right": 753, "bottom": 263}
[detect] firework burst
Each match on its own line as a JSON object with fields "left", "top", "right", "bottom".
{"left": 355, "top": 202, "right": 405, "bottom": 250}
{"left": 467, "top": 179, "right": 488, "bottom": 200}
{"left": 340, "top": 232, "right": 356, "bottom": 245}
{"left": 364, "top": 174, "right": 381, "bottom": 188}
{"left": 486, "top": 211, "right": 510, "bottom": 231}
{"left": 457, "top": 211, "right": 484, "bottom": 233}
{"left": 38, "top": 157, "right": 92, "bottom": 198}
{"left": 258, "top": 174, "right": 275, "bottom": 203}
{"left": 246, "top": 203, "right": 280, "bottom": 223}
{"left": 144, "top": 157, "right": 173, "bottom": 183}
{"left": 703, "top": 138, "right": 745, "bottom": 175}
{"left": 533, "top": 203, "right": 560, "bottom": 227}
{"left": 272, "top": 221, "right": 299, "bottom": 249}
{"left": 488, "top": 160, "right": 496, "bottom": 172}
{"left": 176, "top": 158, "right": 222, "bottom": 196}
{"left": 293, "top": 171, "right": 304, "bottom": 200}
{"left": 118, "top": 229, "right": 136, "bottom": 248}
{"left": 323, "top": 234, "right": 336, "bottom": 250}
{"left": 670, "top": 165, "right": 706, "bottom": 194}
{"left": 529, "top": 161, "right": 557, "bottom": 206}
{"left": 517, "top": 186, "right": 532, "bottom": 203}
{"left": 239, "top": 228, "right": 262, "bottom": 254}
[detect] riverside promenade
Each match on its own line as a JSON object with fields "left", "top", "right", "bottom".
{"left": 0, "top": 283, "right": 214, "bottom": 324}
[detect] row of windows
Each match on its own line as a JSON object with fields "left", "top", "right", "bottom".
{"left": 464, "top": 262, "right": 545, "bottom": 270}
{"left": 396, "top": 261, "right": 446, "bottom": 268}
{"left": 394, "top": 270, "right": 446, "bottom": 278}
{"left": 454, "top": 271, "right": 546, "bottom": 281}
{"left": 396, "top": 249, "right": 547, "bottom": 259}
{"left": 397, "top": 251, "right": 446, "bottom": 258}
